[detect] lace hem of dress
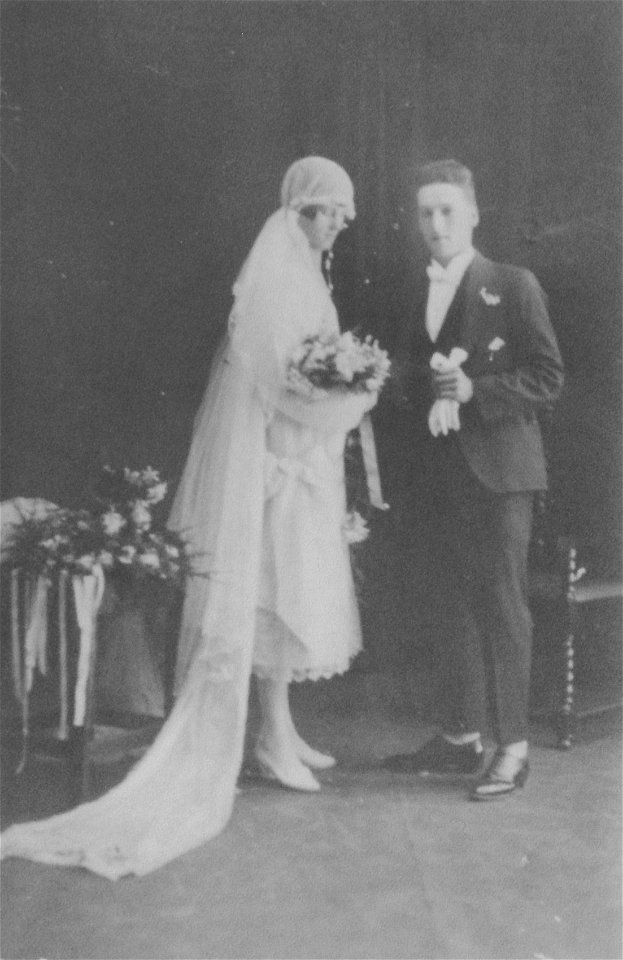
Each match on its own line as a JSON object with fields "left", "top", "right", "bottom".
{"left": 252, "top": 651, "right": 359, "bottom": 683}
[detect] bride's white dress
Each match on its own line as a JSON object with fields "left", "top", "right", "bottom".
{"left": 254, "top": 409, "right": 361, "bottom": 682}
{"left": 1, "top": 209, "right": 369, "bottom": 879}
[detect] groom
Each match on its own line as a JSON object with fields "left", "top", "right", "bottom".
{"left": 385, "top": 159, "right": 564, "bottom": 800}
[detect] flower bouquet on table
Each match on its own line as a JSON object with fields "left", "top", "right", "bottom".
{"left": 4, "top": 467, "right": 194, "bottom": 760}
{"left": 6, "top": 465, "right": 193, "bottom": 586}
{"left": 286, "top": 329, "right": 391, "bottom": 399}
{"left": 87, "top": 465, "right": 193, "bottom": 586}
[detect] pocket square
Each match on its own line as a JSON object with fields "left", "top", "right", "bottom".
{"left": 480, "top": 287, "right": 501, "bottom": 306}
{"left": 487, "top": 337, "right": 505, "bottom": 352}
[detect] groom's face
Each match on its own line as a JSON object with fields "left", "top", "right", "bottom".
{"left": 417, "top": 182, "right": 479, "bottom": 267}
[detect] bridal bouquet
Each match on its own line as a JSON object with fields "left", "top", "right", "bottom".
{"left": 6, "top": 466, "right": 192, "bottom": 585}
{"left": 286, "top": 330, "right": 391, "bottom": 399}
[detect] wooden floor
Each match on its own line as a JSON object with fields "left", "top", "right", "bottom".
{"left": 1, "top": 672, "right": 621, "bottom": 960}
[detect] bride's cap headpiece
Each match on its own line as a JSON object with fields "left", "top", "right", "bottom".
{"left": 280, "top": 156, "right": 356, "bottom": 220}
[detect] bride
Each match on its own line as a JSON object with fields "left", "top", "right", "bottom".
{"left": 1, "top": 157, "right": 376, "bottom": 879}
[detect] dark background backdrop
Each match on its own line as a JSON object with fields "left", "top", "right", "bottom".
{"left": 1, "top": 0, "right": 621, "bottom": 668}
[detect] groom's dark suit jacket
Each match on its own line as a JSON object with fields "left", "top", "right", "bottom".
{"left": 393, "top": 251, "right": 565, "bottom": 492}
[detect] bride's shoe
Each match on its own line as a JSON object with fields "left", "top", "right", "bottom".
{"left": 289, "top": 722, "right": 336, "bottom": 769}
{"left": 255, "top": 745, "right": 321, "bottom": 792}
{"left": 294, "top": 739, "right": 336, "bottom": 770}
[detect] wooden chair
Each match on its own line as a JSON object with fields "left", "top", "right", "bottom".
{"left": 529, "top": 492, "right": 622, "bottom": 748}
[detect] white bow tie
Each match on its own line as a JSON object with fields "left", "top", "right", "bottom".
{"left": 427, "top": 262, "right": 457, "bottom": 285}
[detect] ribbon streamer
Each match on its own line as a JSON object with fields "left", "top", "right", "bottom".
{"left": 58, "top": 570, "right": 69, "bottom": 741}
{"left": 10, "top": 569, "right": 22, "bottom": 703}
{"left": 358, "top": 413, "right": 389, "bottom": 511}
{"left": 71, "top": 566, "right": 105, "bottom": 727}
{"left": 23, "top": 575, "right": 49, "bottom": 695}
{"left": 16, "top": 574, "right": 49, "bottom": 775}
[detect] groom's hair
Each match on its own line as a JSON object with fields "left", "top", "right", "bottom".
{"left": 415, "top": 159, "right": 477, "bottom": 205}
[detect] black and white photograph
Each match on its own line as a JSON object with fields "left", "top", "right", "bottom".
{"left": 0, "top": 2, "right": 621, "bottom": 958}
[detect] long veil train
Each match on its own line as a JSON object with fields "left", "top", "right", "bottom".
{"left": 0, "top": 340, "right": 266, "bottom": 879}
{"left": 0, "top": 194, "right": 361, "bottom": 879}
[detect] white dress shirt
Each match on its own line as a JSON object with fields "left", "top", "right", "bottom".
{"left": 425, "top": 247, "right": 475, "bottom": 342}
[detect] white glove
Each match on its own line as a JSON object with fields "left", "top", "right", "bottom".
{"left": 428, "top": 398, "right": 461, "bottom": 436}
{"left": 428, "top": 348, "right": 469, "bottom": 437}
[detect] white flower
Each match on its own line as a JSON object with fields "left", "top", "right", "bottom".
{"left": 487, "top": 337, "right": 506, "bottom": 352}
{"left": 75, "top": 554, "right": 96, "bottom": 573}
{"left": 145, "top": 482, "right": 167, "bottom": 504}
{"left": 141, "top": 467, "right": 161, "bottom": 485}
{"left": 165, "top": 544, "right": 180, "bottom": 559}
{"left": 288, "top": 330, "right": 391, "bottom": 397}
{"left": 124, "top": 468, "right": 142, "bottom": 485}
{"left": 337, "top": 330, "right": 356, "bottom": 351}
{"left": 98, "top": 550, "right": 115, "bottom": 568}
{"left": 306, "top": 340, "right": 332, "bottom": 366}
{"left": 131, "top": 501, "right": 152, "bottom": 530}
{"left": 334, "top": 351, "right": 355, "bottom": 382}
{"left": 118, "top": 544, "right": 137, "bottom": 564}
{"left": 343, "top": 510, "right": 370, "bottom": 544}
{"left": 480, "top": 287, "right": 501, "bottom": 306}
{"left": 138, "top": 550, "right": 161, "bottom": 570}
{"left": 102, "top": 510, "right": 126, "bottom": 536}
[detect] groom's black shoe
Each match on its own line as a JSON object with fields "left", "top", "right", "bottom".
{"left": 383, "top": 735, "right": 485, "bottom": 775}
{"left": 469, "top": 750, "right": 529, "bottom": 800}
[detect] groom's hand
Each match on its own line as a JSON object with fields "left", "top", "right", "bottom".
{"left": 433, "top": 367, "right": 474, "bottom": 403}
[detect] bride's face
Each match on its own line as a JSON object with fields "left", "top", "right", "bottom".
{"left": 298, "top": 204, "right": 349, "bottom": 252}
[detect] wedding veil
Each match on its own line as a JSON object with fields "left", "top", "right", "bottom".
{"left": 1, "top": 157, "right": 357, "bottom": 879}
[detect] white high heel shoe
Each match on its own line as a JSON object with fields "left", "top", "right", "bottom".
{"left": 255, "top": 745, "right": 321, "bottom": 793}
{"left": 289, "top": 722, "right": 336, "bottom": 769}
{"left": 294, "top": 740, "right": 336, "bottom": 770}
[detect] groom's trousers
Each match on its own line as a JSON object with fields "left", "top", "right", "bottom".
{"left": 427, "top": 436, "right": 535, "bottom": 746}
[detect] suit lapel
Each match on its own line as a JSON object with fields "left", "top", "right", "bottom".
{"left": 404, "top": 275, "right": 428, "bottom": 354}
{"left": 414, "top": 277, "right": 428, "bottom": 340}
{"left": 458, "top": 252, "right": 492, "bottom": 352}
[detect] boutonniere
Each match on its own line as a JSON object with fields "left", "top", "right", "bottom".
{"left": 480, "top": 287, "right": 501, "bottom": 306}
{"left": 486, "top": 336, "right": 506, "bottom": 362}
